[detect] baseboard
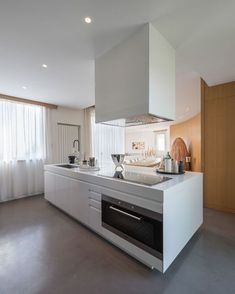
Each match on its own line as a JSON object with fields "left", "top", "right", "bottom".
{"left": 204, "top": 203, "right": 235, "bottom": 214}
{"left": 0, "top": 193, "right": 44, "bottom": 204}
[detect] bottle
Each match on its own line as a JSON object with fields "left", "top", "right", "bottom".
{"left": 172, "top": 160, "right": 179, "bottom": 173}
{"left": 185, "top": 156, "right": 191, "bottom": 171}
{"left": 159, "top": 156, "right": 165, "bottom": 171}
{"left": 164, "top": 152, "right": 172, "bottom": 172}
{"left": 179, "top": 161, "right": 185, "bottom": 174}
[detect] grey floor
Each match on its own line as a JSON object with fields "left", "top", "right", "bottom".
{"left": 0, "top": 196, "right": 234, "bottom": 294}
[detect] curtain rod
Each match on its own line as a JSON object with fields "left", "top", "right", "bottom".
{"left": 0, "top": 93, "right": 58, "bottom": 109}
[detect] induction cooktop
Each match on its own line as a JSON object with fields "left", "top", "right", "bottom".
{"left": 98, "top": 171, "right": 171, "bottom": 186}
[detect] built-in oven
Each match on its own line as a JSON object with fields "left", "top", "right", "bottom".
{"left": 102, "top": 195, "right": 163, "bottom": 259}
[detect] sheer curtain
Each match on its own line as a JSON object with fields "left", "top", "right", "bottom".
{"left": 57, "top": 124, "right": 80, "bottom": 163}
{"left": 84, "top": 106, "right": 94, "bottom": 158}
{"left": 89, "top": 108, "right": 125, "bottom": 166}
{"left": 0, "top": 99, "right": 52, "bottom": 202}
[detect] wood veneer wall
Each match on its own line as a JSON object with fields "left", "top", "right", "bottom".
{"left": 170, "top": 113, "right": 201, "bottom": 172}
{"left": 202, "top": 80, "right": 235, "bottom": 213}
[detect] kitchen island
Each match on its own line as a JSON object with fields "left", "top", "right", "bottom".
{"left": 44, "top": 164, "right": 203, "bottom": 273}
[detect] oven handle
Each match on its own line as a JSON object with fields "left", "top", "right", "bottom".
{"left": 109, "top": 205, "right": 142, "bottom": 221}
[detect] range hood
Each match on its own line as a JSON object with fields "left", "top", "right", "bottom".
{"left": 95, "top": 23, "right": 175, "bottom": 127}
{"left": 101, "top": 114, "right": 166, "bottom": 128}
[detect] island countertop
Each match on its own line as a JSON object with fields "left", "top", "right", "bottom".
{"left": 44, "top": 164, "right": 203, "bottom": 203}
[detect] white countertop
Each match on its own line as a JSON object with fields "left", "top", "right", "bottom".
{"left": 44, "top": 164, "right": 202, "bottom": 202}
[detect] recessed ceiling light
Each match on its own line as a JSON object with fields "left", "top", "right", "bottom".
{"left": 84, "top": 17, "right": 92, "bottom": 24}
{"left": 22, "top": 86, "right": 27, "bottom": 90}
{"left": 42, "top": 64, "right": 48, "bottom": 68}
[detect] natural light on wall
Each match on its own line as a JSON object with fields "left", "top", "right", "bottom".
{"left": 155, "top": 130, "right": 168, "bottom": 157}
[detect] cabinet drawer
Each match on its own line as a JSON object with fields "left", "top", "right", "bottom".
{"left": 88, "top": 189, "right": 101, "bottom": 202}
{"left": 89, "top": 198, "right": 101, "bottom": 210}
{"left": 89, "top": 206, "right": 102, "bottom": 233}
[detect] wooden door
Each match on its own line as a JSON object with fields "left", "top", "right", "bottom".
{"left": 202, "top": 81, "right": 235, "bottom": 213}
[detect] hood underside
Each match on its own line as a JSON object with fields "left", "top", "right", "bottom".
{"left": 101, "top": 113, "right": 172, "bottom": 127}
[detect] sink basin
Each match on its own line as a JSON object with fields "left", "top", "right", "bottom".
{"left": 56, "top": 164, "right": 79, "bottom": 169}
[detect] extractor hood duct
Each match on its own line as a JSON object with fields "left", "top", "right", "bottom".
{"left": 95, "top": 23, "right": 175, "bottom": 127}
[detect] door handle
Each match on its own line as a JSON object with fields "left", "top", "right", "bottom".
{"left": 109, "top": 206, "right": 142, "bottom": 221}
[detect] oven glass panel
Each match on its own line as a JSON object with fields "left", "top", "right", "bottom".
{"left": 102, "top": 198, "right": 163, "bottom": 257}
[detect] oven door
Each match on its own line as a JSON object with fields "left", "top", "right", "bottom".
{"left": 102, "top": 195, "right": 163, "bottom": 259}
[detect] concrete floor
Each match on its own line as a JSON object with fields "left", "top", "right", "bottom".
{"left": 0, "top": 196, "right": 234, "bottom": 294}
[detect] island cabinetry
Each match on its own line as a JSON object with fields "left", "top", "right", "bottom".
{"left": 44, "top": 171, "right": 56, "bottom": 203}
{"left": 68, "top": 177, "right": 90, "bottom": 224}
{"left": 44, "top": 171, "right": 102, "bottom": 231}
{"left": 44, "top": 166, "right": 203, "bottom": 273}
{"left": 88, "top": 187, "right": 102, "bottom": 233}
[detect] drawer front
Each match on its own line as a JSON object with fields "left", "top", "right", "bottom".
{"left": 89, "top": 198, "right": 101, "bottom": 210}
{"left": 88, "top": 187, "right": 101, "bottom": 202}
{"left": 89, "top": 206, "right": 102, "bottom": 233}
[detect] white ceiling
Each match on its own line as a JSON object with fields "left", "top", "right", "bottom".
{"left": 0, "top": 0, "right": 235, "bottom": 109}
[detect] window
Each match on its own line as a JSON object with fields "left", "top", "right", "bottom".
{"left": 90, "top": 110, "right": 125, "bottom": 166}
{"left": 155, "top": 130, "right": 167, "bottom": 157}
{"left": 0, "top": 99, "right": 47, "bottom": 162}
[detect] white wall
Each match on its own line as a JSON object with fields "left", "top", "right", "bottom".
{"left": 125, "top": 123, "right": 170, "bottom": 155}
{"left": 51, "top": 106, "right": 84, "bottom": 163}
{"left": 125, "top": 130, "right": 155, "bottom": 154}
{"left": 175, "top": 72, "right": 201, "bottom": 121}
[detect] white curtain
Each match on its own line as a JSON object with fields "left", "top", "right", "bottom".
{"left": 84, "top": 106, "right": 94, "bottom": 158}
{"left": 57, "top": 124, "right": 80, "bottom": 163}
{"left": 0, "top": 99, "right": 52, "bottom": 202}
{"left": 90, "top": 108, "right": 125, "bottom": 166}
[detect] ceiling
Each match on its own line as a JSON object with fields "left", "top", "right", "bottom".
{"left": 0, "top": 0, "right": 235, "bottom": 109}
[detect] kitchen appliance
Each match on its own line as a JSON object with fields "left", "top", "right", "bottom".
{"left": 89, "top": 157, "right": 95, "bottom": 167}
{"left": 99, "top": 170, "right": 171, "bottom": 186}
{"left": 164, "top": 152, "right": 172, "bottom": 173}
{"left": 102, "top": 195, "right": 163, "bottom": 259}
{"left": 172, "top": 160, "right": 179, "bottom": 173}
{"left": 111, "top": 154, "right": 125, "bottom": 171}
{"left": 95, "top": 23, "right": 175, "bottom": 127}
{"left": 82, "top": 159, "right": 88, "bottom": 166}
{"left": 68, "top": 155, "right": 76, "bottom": 164}
{"left": 179, "top": 161, "right": 185, "bottom": 174}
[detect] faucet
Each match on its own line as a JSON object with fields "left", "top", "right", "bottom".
{"left": 73, "top": 139, "right": 80, "bottom": 151}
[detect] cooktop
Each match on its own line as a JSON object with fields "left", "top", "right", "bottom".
{"left": 98, "top": 171, "right": 171, "bottom": 186}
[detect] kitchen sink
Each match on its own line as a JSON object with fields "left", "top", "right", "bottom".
{"left": 56, "top": 164, "right": 79, "bottom": 169}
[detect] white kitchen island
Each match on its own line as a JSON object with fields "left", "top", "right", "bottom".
{"left": 44, "top": 164, "right": 203, "bottom": 273}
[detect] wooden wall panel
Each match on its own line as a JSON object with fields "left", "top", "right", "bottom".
{"left": 203, "top": 81, "right": 235, "bottom": 213}
{"left": 170, "top": 113, "right": 201, "bottom": 172}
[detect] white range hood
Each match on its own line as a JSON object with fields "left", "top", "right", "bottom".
{"left": 95, "top": 23, "right": 175, "bottom": 127}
